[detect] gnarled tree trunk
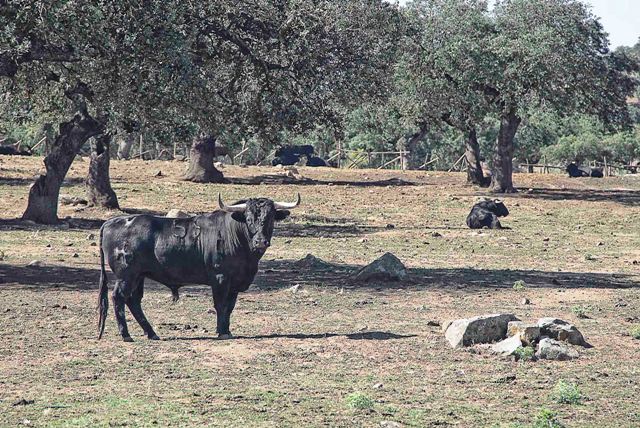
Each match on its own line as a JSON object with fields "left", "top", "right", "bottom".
{"left": 184, "top": 136, "right": 225, "bottom": 183}
{"left": 464, "top": 128, "right": 487, "bottom": 186}
{"left": 23, "top": 112, "right": 104, "bottom": 223}
{"left": 87, "top": 134, "right": 119, "bottom": 209}
{"left": 490, "top": 109, "right": 521, "bottom": 193}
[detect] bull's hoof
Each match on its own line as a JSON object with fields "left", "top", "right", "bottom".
{"left": 149, "top": 334, "right": 161, "bottom": 341}
{"left": 217, "top": 333, "right": 234, "bottom": 340}
{"left": 122, "top": 336, "right": 134, "bottom": 342}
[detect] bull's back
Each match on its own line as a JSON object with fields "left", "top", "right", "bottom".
{"left": 101, "top": 215, "right": 207, "bottom": 283}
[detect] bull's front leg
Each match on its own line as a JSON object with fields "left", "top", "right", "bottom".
{"left": 210, "top": 274, "right": 234, "bottom": 339}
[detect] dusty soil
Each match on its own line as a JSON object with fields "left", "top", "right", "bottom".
{"left": 1, "top": 155, "right": 640, "bottom": 427}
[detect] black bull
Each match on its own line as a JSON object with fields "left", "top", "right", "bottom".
{"left": 97, "top": 194, "right": 300, "bottom": 341}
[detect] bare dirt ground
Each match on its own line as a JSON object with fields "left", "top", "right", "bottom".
{"left": 1, "top": 155, "right": 640, "bottom": 427}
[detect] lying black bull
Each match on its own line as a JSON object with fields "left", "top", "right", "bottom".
{"left": 466, "top": 199, "right": 509, "bottom": 229}
{"left": 97, "top": 194, "right": 301, "bottom": 341}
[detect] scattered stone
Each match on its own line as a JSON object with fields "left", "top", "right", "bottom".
{"left": 353, "top": 252, "right": 407, "bottom": 283}
{"left": 444, "top": 314, "right": 520, "bottom": 348}
{"left": 90, "top": 242, "right": 97, "bottom": 246}
{"left": 536, "top": 337, "right": 579, "bottom": 361}
{"left": 72, "top": 253, "right": 79, "bottom": 258}
{"left": 59, "top": 195, "right": 88, "bottom": 206}
{"left": 507, "top": 321, "right": 540, "bottom": 345}
{"left": 537, "top": 318, "right": 587, "bottom": 346}
{"left": 154, "top": 170, "right": 163, "bottom": 177}
{"left": 431, "top": 232, "right": 442, "bottom": 238}
{"left": 86, "top": 233, "right": 95, "bottom": 240}
{"left": 373, "top": 383, "right": 384, "bottom": 389}
{"left": 491, "top": 335, "right": 523, "bottom": 356}
{"left": 166, "top": 209, "right": 191, "bottom": 218}
{"left": 380, "top": 422, "right": 402, "bottom": 428}
{"left": 289, "top": 284, "right": 303, "bottom": 293}
{"left": 521, "top": 297, "right": 531, "bottom": 305}
{"left": 385, "top": 223, "right": 395, "bottom": 229}
{"left": 294, "top": 254, "right": 332, "bottom": 270}
{"left": 27, "top": 260, "right": 42, "bottom": 267}
{"left": 427, "top": 320, "right": 441, "bottom": 327}
{"left": 13, "top": 399, "right": 34, "bottom": 406}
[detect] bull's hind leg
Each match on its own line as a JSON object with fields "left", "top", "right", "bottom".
{"left": 112, "top": 279, "right": 134, "bottom": 342}
{"left": 126, "top": 277, "right": 160, "bottom": 340}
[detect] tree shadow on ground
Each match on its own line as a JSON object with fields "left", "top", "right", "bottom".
{"left": 0, "top": 176, "right": 86, "bottom": 187}
{"left": 228, "top": 175, "right": 419, "bottom": 187}
{"left": 0, "top": 217, "right": 104, "bottom": 231}
{"left": 512, "top": 188, "right": 640, "bottom": 206}
{"left": 165, "top": 331, "right": 416, "bottom": 341}
{"left": 1, "top": 258, "right": 636, "bottom": 292}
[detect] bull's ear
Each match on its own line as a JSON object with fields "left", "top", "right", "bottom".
{"left": 275, "top": 210, "right": 290, "bottom": 221}
{"left": 231, "top": 212, "right": 246, "bottom": 223}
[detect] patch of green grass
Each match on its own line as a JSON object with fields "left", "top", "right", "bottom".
{"left": 551, "top": 380, "right": 582, "bottom": 405}
{"left": 584, "top": 253, "right": 596, "bottom": 261}
{"left": 570, "top": 305, "right": 589, "bottom": 319}
{"left": 514, "top": 346, "right": 535, "bottom": 361}
{"left": 345, "top": 392, "right": 374, "bottom": 410}
{"left": 532, "top": 408, "right": 564, "bottom": 428}
{"left": 630, "top": 325, "right": 640, "bottom": 340}
{"left": 513, "top": 280, "right": 527, "bottom": 291}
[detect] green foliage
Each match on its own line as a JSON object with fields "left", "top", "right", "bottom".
{"left": 551, "top": 380, "right": 582, "bottom": 405}
{"left": 532, "top": 408, "right": 564, "bottom": 428}
{"left": 571, "top": 305, "right": 589, "bottom": 319}
{"left": 630, "top": 326, "right": 640, "bottom": 340}
{"left": 513, "top": 280, "right": 527, "bottom": 291}
{"left": 345, "top": 392, "right": 374, "bottom": 410}
{"left": 514, "top": 346, "right": 535, "bottom": 362}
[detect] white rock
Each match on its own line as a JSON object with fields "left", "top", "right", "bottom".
{"left": 444, "top": 313, "right": 519, "bottom": 348}
{"left": 165, "top": 209, "right": 191, "bottom": 218}
{"left": 27, "top": 260, "right": 42, "bottom": 267}
{"left": 491, "top": 335, "right": 523, "bottom": 356}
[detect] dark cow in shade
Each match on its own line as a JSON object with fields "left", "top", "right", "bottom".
{"left": 466, "top": 199, "right": 510, "bottom": 229}
{"left": 272, "top": 145, "right": 316, "bottom": 166}
{"left": 305, "top": 156, "right": 328, "bottom": 167}
{"left": 0, "top": 146, "right": 31, "bottom": 156}
{"left": 97, "top": 194, "right": 301, "bottom": 341}
{"left": 566, "top": 162, "right": 603, "bottom": 178}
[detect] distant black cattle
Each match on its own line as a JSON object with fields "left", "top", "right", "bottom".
{"left": 272, "top": 152, "right": 300, "bottom": 166}
{"left": 97, "top": 194, "right": 301, "bottom": 342}
{"left": 0, "top": 146, "right": 31, "bottom": 156}
{"left": 275, "top": 145, "right": 314, "bottom": 158}
{"left": 566, "top": 163, "right": 603, "bottom": 178}
{"left": 305, "top": 156, "right": 327, "bottom": 167}
{"left": 466, "top": 199, "right": 509, "bottom": 229}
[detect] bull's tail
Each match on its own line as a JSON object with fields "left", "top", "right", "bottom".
{"left": 97, "top": 225, "right": 109, "bottom": 339}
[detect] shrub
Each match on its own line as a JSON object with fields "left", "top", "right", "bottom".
{"left": 551, "top": 380, "right": 582, "bottom": 405}
{"left": 630, "top": 326, "right": 640, "bottom": 340}
{"left": 513, "top": 280, "right": 527, "bottom": 291}
{"left": 571, "top": 305, "right": 588, "bottom": 319}
{"left": 514, "top": 346, "right": 535, "bottom": 362}
{"left": 345, "top": 392, "right": 374, "bottom": 410}
{"left": 532, "top": 408, "right": 564, "bottom": 428}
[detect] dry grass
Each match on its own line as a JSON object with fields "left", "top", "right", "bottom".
{"left": 1, "top": 155, "right": 640, "bottom": 427}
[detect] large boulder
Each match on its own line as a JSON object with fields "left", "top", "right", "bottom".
{"left": 537, "top": 318, "right": 587, "bottom": 346}
{"left": 294, "top": 254, "right": 332, "bottom": 270}
{"left": 507, "top": 321, "right": 541, "bottom": 346}
{"left": 444, "top": 314, "right": 520, "bottom": 348}
{"left": 353, "top": 252, "right": 407, "bottom": 282}
{"left": 536, "top": 338, "right": 579, "bottom": 361}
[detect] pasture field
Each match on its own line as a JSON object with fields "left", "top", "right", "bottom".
{"left": 1, "top": 155, "right": 640, "bottom": 427}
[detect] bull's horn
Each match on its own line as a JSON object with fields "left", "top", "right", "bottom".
{"left": 494, "top": 198, "right": 503, "bottom": 203}
{"left": 274, "top": 193, "right": 301, "bottom": 210}
{"left": 218, "top": 193, "right": 246, "bottom": 212}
